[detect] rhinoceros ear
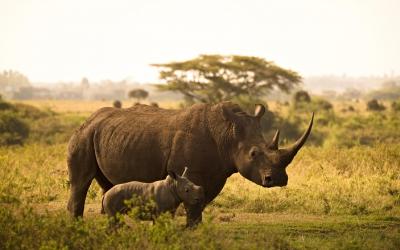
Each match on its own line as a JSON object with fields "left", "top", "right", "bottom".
{"left": 254, "top": 104, "right": 265, "bottom": 119}
{"left": 168, "top": 170, "right": 178, "bottom": 180}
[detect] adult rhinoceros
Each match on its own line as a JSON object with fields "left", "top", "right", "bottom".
{"left": 67, "top": 102, "right": 313, "bottom": 226}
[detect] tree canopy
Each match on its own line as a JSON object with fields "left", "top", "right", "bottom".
{"left": 153, "top": 55, "right": 301, "bottom": 103}
{"left": 128, "top": 88, "right": 149, "bottom": 102}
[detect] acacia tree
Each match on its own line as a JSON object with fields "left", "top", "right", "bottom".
{"left": 153, "top": 55, "right": 301, "bottom": 103}
{"left": 128, "top": 88, "right": 149, "bottom": 103}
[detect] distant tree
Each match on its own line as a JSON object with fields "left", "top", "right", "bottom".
{"left": 153, "top": 54, "right": 301, "bottom": 104}
{"left": 128, "top": 89, "right": 149, "bottom": 103}
{"left": 293, "top": 90, "right": 311, "bottom": 103}
{"left": 80, "top": 77, "right": 90, "bottom": 89}
{"left": 113, "top": 100, "right": 122, "bottom": 108}
{"left": 367, "top": 99, "right": 385, "bottom": 111}
{"left": 0, "top": 70, "right": 30, "bottom": 88}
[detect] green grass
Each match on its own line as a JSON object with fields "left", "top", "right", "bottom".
{"left": 213, "top": 145, "right": 400, "bottom": 216}
{"left": 1, "top": 100, "right": 400, "bottom": 249}
{"left": 1, "top": 203, "right": 399, "bottom": 249}
{"left": 0, "top": 143, "right": 399, "bottom": 249}
{"left": 212, "top": 213, "right": 400, "bottom": 249}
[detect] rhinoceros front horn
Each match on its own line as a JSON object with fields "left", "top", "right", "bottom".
{"left": 278, "top": 113, "right": 314, "bottom": 165}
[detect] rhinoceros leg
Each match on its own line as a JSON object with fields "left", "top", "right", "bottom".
{"left": 67, "top": 136, "right": 98, "bottom": 217}
{"left": 67, "top": 177, "right": 93, "bottom": 217}
{"left": 184, "top": 203, "right": 203, "bottom": 227}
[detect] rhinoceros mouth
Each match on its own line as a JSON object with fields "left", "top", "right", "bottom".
{"left": 262, "top": 184, "right": 273, "bottom": 188}
{"left": 261, "top": 175, "right": 273, "bottom": 187}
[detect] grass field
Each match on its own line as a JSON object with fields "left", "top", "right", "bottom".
{"left": 13, "top": 99, "right": 181, "bottom": 113}
{"left": 1, "top": 100, "right": 400, "bottom": 249}
{"left": 13, "top": 98, "right": 373, "bottom": 113}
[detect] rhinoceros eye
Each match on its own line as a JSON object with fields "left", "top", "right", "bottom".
{"left": 249, "top": 146, "right": 261, "bottom": 159}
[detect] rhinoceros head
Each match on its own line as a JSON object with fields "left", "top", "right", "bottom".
{"left": 168, "top": 167, "right": 205, "bottom": 206}
{"left": 221, "top": 103, "right": 313, "bottom": 187}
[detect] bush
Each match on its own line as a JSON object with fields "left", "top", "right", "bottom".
{"left": 0, "top": 100, "right": 85, "bottom": 145}
{"left": 113, "top": 100, "right": 122, "bottom": 108}
{"left": 0, "top": 111, "right": 29, "bottom": 146}
{"left": 323, "top": 112, "right": 400, "bottom": 147}
{"left": 314, "top": 98, "right": 333, "bottom": 110}
{"left": 391, "top": 101, "right": 400, "bottom": 112}
{"left": 0, "top": 201, "right": 275, "bottom": 250}
{"left": 367, "top": 99, "right": 385, "bottom": 111}
{"left": 13, "top": 103, "right": 53, "bottom": 119}
{"left": 291, "top": 91, "right": 333, "bottom": 114}
{"left": 150, "top": 102, "right": 159, "bottom": 107}
{"left": 293, "top": 90, "right": 311, "bottom": 104}
{"left": 0, "top": 100, "right": 14, "bottom": 111}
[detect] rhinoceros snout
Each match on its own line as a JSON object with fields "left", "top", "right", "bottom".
{"left": 262, "top": 175, "right": 273, "bottom": 187}
{"left": 262, "top": 175, "right": 288, "bottom": 187}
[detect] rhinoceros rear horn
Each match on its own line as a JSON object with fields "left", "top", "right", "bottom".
{"left": 279, "top": 113, "right": 314, "bottom": 165}
{"left": 267, "top": 130, "right": 280, "bottom": 150}
{"left": 254, "top": 104, "right": 265, "bottom": 119}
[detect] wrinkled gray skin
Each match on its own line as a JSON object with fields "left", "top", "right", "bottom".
{"left": 67, "top": 101, "right": 313, "bottom": 226}
{"left": 102, "top": 167, "right": 204, "bottom": 219}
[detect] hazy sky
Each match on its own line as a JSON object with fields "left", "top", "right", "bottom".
{"left": 1, "top": 0, "right": 399, "bottom": 83}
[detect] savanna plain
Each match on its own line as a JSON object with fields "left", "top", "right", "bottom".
{"left": 1, "top": 99, "right": 399, "bottom": 250}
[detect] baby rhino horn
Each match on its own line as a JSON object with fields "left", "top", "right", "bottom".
{"left": 181, "top": 167, "right": 188, "bottom": 178}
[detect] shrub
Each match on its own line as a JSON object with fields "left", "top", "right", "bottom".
{"left": 0, "top": 100, "right": 14, "bottom": 111}
{"left": 293, "top": 90, "right": 311, "bottom": 104}
{"left": 150, "top": 102, "right": 159, "bottom": 107}
{"left": 13, "top": 103, "right": 53, "bottom": 119}
{"left": 391, "top": 101, "right": 400, "bottom": 112}
{"left": 113, "top": 100, "right": 122, "bottom": 108}
{"left": 28, "top": 114, "right": 86, "bottom": 144}
{"left": 0, "top": 100, "right": 86, "bottom": 145}
{"left": 291, "top": 91, "right": 333, "bottom": 113}
{"left": 314, "top": 98, "right": 333, "bottom": 110}
{"left": 367, "top": 99, "right": 385, "bottom": 111}
{"left": 0, "top": 111, "right": 29, "bottom": 146}
{"left": 0, "top": 201, "right": 265, "bottom": 250}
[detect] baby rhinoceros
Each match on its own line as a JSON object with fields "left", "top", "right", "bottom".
{"left": 102, "top": 167, "right": 205, "bottom": 221}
